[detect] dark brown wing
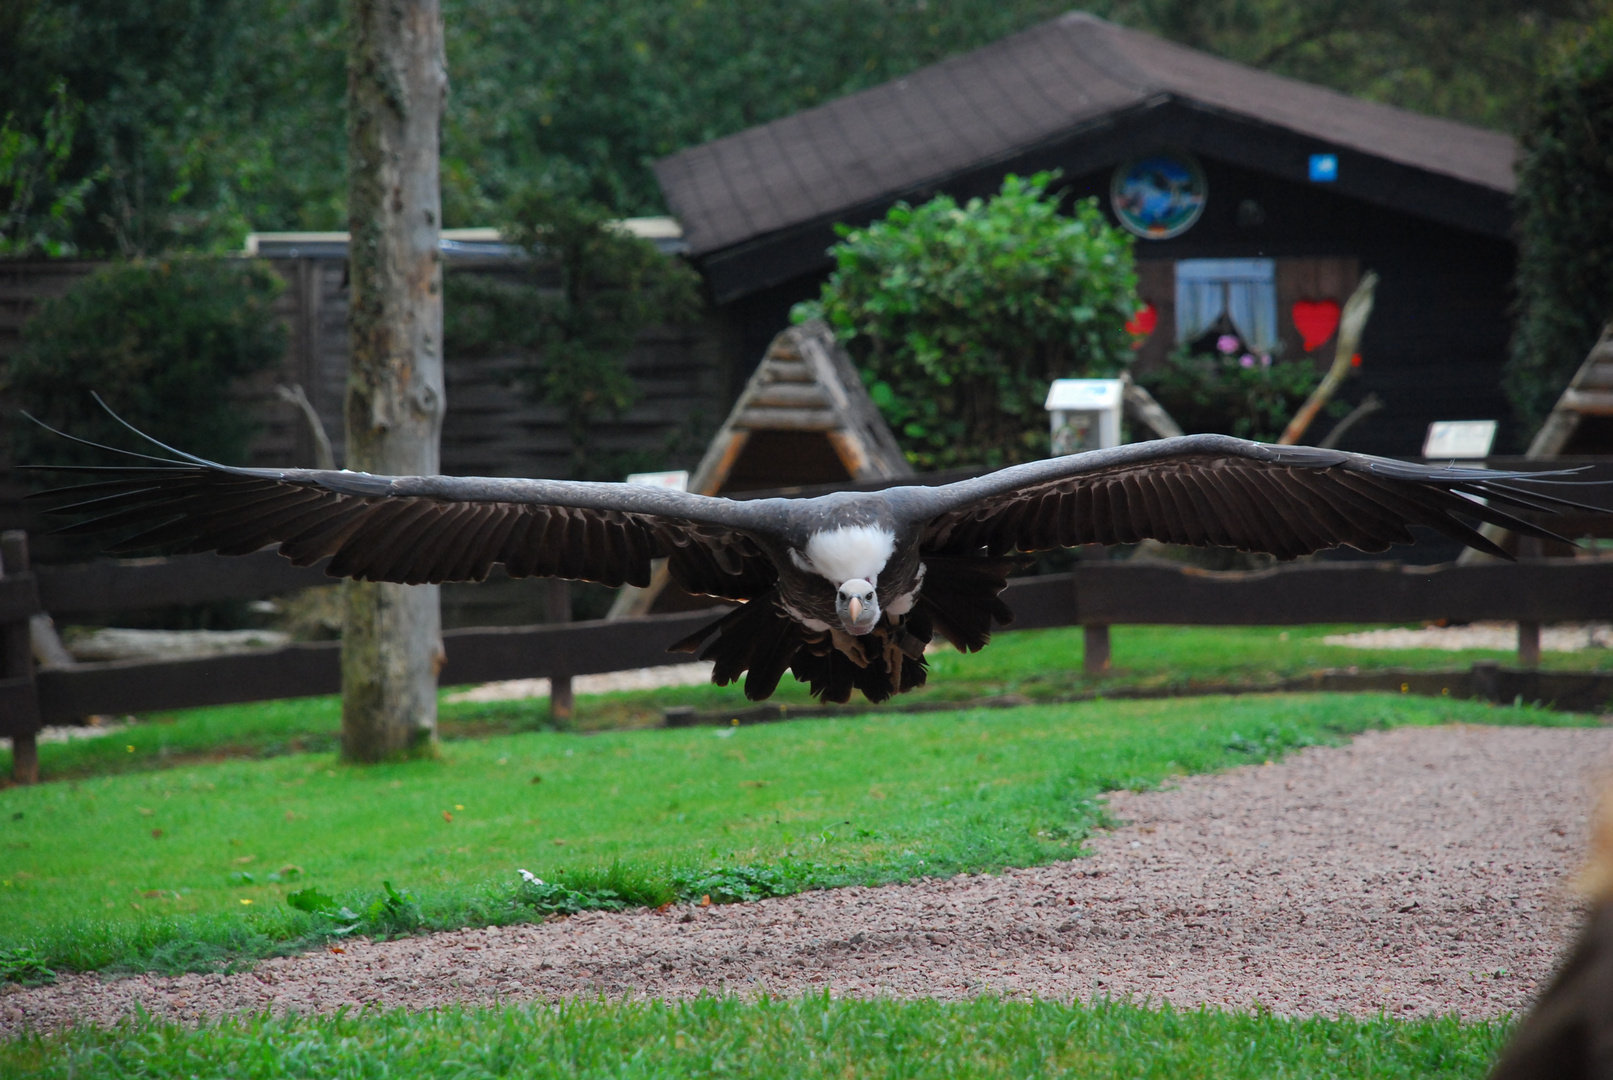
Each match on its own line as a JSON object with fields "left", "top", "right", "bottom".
{"left": 33, "top": 463, "right": 780, "bottom": 600}
{"left": 896, "top": 436, "right": 1592, "bottom": 560}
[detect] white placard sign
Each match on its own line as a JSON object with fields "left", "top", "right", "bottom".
{"left": 1045, "top": 379, "right": 1124, "bottom": 455}
{"left": 625, "top": 470, "right": 689, "bottom": 491}
{"left": 1422, "top": 420, "right": 1497, "bottom": 460}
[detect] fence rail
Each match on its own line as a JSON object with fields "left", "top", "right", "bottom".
{"left": 5, "top": 533, "right": 1613, "bottom": 783}
{"left": 32, "top": 608, "right": 726, "bottom": 720}
{"left": 33, "top": 548, "right": 330, "bottom": 618}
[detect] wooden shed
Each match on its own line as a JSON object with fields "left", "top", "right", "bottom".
{"left": 610, "top": 318, "right": 910, "bottom": 616}
{"left": 656, "top": 13, "right": 1523, "bottom": 456}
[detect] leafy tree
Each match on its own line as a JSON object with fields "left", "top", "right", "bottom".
{"left": 445, "top": 187, "right": 703, "bottom": 478}
{"left": 797, "top": 173, "right": 1139, "bottom": 470}
{"left": 0, "top": 81, "right": 101, "bottom": 257}
{"left": 0, "top": 0, "right": 347, "bottom": 255}
{"left": 1505, "top": 17, "right": 1613, "bottom": 434}
{"left": 5, "top": 257, "right": 287, "bottom": 469}
{"left": 2, "top": 0, "right": 1604, "bottom": 251}
{"left": 441, "top": 0, "right": 1074, "bottom": 218}
{"left": 1110, "top": 0, "right": 1600, "bottom": 133}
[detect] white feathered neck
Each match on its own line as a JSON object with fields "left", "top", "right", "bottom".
{"left": 795, "top": 524, "right": 895, "bottom": 584}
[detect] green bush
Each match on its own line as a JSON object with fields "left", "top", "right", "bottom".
{"left": 1505, "top": 19, "right": 1613, "bottom": 436}
{"left": 5, "top": 256, "right": 286, "bottom": 469}
{"left": 1138, "top": 340, "right": 1324, "bottom": 443}
{"left": 796, "top": 173, "right": 1139, "bottom": 469}
{"left": 444, "top": 186, "right": 703, "bottom": 479}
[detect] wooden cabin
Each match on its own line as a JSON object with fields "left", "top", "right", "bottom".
{"left": 655, "top": 12, "right": 1521, "bottom": 457}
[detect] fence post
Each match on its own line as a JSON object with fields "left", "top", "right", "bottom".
{"left": 1083, "top": 624, "right": 1111, "bottom": 675}
{"left": 546, "top": 578, "right": 574, "bottom": 723}
{"left": 1, "top": 531, "right": 41, "bottom": 784}
{"left": 1517, "top": 537, "right": 1543, "bottom": 669}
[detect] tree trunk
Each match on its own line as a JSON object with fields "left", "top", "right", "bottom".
{"left": 341, "top": 0, "right": 447, "bottom": 762}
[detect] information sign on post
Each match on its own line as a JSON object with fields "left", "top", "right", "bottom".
{"left": 1422, "top": 421, "right": 1497, "bottom": 461}
{"left": 625, "top": 470, "right": 690, "bottom": 491}
{"left": 1045, "top": 379, "right": 1124, "bottom": 455}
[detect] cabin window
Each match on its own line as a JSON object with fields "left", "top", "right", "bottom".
{"left": 1131, "top": 256, "right": 1360, "bottom": 372}
{"left": 1174, "top": 258, "right": 1278, "bottom": 352}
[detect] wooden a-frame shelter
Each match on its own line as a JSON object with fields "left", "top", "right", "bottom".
{"left": 609, "top": 319, "right": 911, "bottom": 617}
{"left": 1527, "top": 324, "right": 1613, "bottom": 459}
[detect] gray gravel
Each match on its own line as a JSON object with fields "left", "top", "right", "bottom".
{"left": 4, "top": 723, "right": 1606, "bottom": 1034}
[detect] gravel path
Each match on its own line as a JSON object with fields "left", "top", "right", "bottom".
{"left": 4, "top": 723, "right": 1607, "bottom": 1034}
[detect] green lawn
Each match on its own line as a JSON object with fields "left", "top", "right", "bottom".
{"left": 0, "top": 692, "right": 1589, "bottom": 978}
{"left": 9, "top": 621, "right": 1608, "bottom": 782}
{"left": 0, "top": 995, "right": 1511, "bottom": 1080}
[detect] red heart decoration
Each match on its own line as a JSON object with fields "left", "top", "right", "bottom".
{"left": 1291, "top": 299, "right": 1341, "bottom": 352}
{"left": 1126, "top": 302, "right": 1158, "bottom": 340}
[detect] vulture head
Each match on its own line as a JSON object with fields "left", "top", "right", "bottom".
{"left": 835, "top": 578, "right": 880, "bottom": 635}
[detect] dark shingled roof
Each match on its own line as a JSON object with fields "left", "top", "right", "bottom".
{"left": 655, "top": 12, "right": 1518, "bottom": 259}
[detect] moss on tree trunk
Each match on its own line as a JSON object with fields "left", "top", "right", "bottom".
{"left": 341, "top": 0, "right": 447, "bottom": 762}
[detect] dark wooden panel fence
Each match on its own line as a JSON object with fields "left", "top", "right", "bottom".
{"left": 6, "top": 554, "right": 1610, "bottom": 732}
{"left": 32, "top": 609, "right": 726, "bottom": 720}
{"left": 1063, "top": 559, "right": 1613, "bottom": 626}
{"left": 35, "top": 550, "right": 332, "bottom": 618}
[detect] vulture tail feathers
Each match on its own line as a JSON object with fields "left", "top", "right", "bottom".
{"left": 675, "top": 594, "right": 932, "bottom": 704}
{"left": 790, "top": 636, "right": 857, "bottom": 704}
{"left": 788, "top": 634, "right": 930, "bottom": 705}
{"left": 742, "top": 608, "right": 804, "bottom": 701}
{"left": 667, "top": 592, "right": 802, "bottom": 693}
{"left": 913, "top": 554, "right": 1021, "bottom": 653}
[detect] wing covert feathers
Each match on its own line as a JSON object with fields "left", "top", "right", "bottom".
{"left": 916, "top": 439, "right": 1591, "bottom": 561}
{"left": 35, "top": 464, "right": 776, "bottom": 597}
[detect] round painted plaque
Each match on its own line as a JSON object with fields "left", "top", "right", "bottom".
{"left": 1110, "top": 152, "right": 1207, "bottom": 239}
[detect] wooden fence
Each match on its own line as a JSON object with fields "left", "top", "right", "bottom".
{"left": 5, "top": 531, "right": 1613, "bottom": 782}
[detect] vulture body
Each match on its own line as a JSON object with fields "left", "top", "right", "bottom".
{"left": 33, "top": 428, "right": 1597, "bottom": 703}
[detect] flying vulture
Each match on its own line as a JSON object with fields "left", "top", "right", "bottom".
{"left": 32, "top": 424, "right": 1596, "bottom": 704}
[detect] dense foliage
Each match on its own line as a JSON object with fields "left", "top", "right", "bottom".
{"left": 798, "top": 174, "right": 1138, "bottom": 469}
{"left": 1108, "top": 0, "right": 1598, "bottom": 133}
{"left": 4, "top": 257, "right": 286, "bottom": 468}
{"left": 1505, "top": 17, "right": 1613, "bottom": 435}
{"left": 0, "top": 0, "right": 341, "bottom": 255}
{"left": 0, "top": 81, "right": 101, "bottom": 257}
{"left": 1139, "top": 340, "right": 1325, "bottom": 443}
{"left": 0, "top": 0, "right": 1598, "bottom": 255}
{"left": 445, "top": 188, "right": 702, "bottom": 478}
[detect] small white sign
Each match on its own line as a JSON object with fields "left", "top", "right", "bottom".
{"left": 625, "top": 470, "right": 689, "bottom": 491}
{"left": 1046, "top": 379, "right": 1124, "bottom": 455}
{"left": 1044, "top": 379, "right": 1123, "bottom": 411}
{"left": 1422, "top": 420, "right": 1497, "bottom": 460}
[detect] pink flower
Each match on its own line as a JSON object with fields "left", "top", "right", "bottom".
{"left": 1259, "top": 353, "right": 1272, "bottom": 368}
{"left": 1217, "top": 335, "right": 1240, "bottom": 354}
{"left": 1239, "top": 353, "right": 1256, "bottom": 368}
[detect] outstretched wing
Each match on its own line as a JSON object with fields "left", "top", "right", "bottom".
{"left": 896, "top": 435, "right": 1595, "bottom": 560}
{"left": 32, "top": 454, "right": 783, "bottom": 600}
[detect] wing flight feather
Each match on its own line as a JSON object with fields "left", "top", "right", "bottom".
{"left": 31, "top": 457, "right": 784, "bottom": 600}
{"left": 902, "top": 435, "right": 1593, "bottom": 560}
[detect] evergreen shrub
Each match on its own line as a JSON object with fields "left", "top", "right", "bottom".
{"left": 6, "top": 256, "right": 286, "bottom": 469}
{"left": 1506, "top": 19, "right": 1613, "bottom": 435}
{"left": 796, "top": 173, "right": 1139, "bottom": 470}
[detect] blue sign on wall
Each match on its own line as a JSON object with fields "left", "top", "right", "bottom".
{"left": 1308, "top": 154, "right": 1339, "bottom": 182}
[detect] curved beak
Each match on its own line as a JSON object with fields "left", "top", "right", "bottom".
{"left": 847, "top": 596, "right": 863, "bottom": 621}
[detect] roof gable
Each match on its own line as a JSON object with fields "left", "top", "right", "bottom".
{"left": 655, "top": 13, "right": 1517, "bottom": 259}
